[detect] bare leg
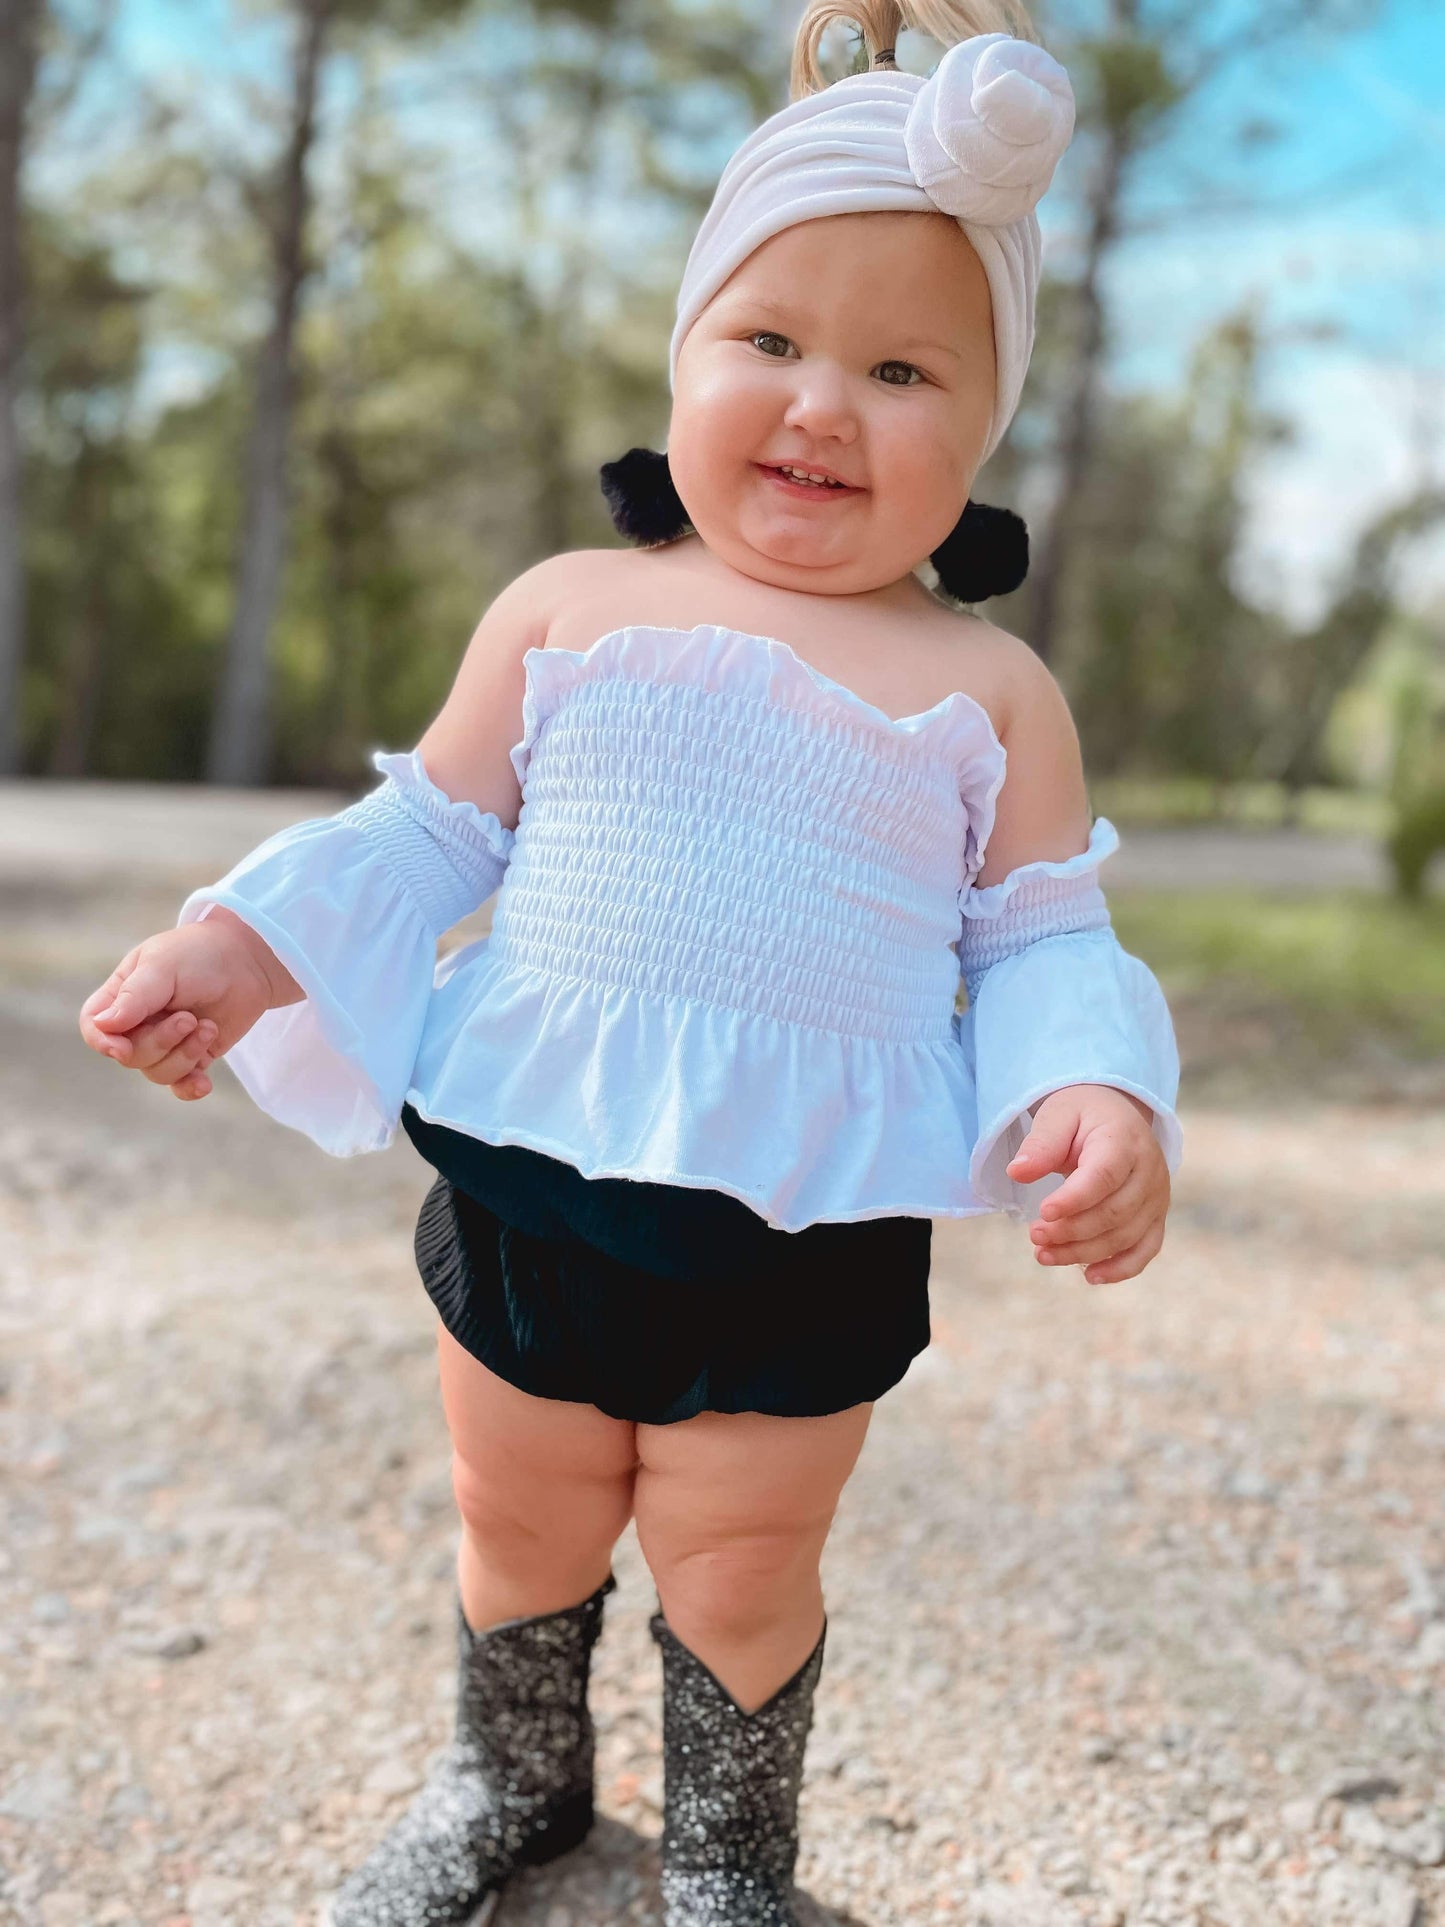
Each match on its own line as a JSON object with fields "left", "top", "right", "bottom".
{"left": 326, "top": 1330, "right": 638, "bottom": 1925}
{"left": 632, "top": 1402, "right": 872, "bottom": 1710}
{"left": 435, "top": 1324, "right": 638, "bottom": 1630}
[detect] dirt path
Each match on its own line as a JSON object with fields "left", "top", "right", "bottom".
{"left": 2, "top": 787, "right": 1442, "bottom": 1927}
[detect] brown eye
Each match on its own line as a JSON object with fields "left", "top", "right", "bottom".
{"left": 877, "top": 361, "right": 923, "bottom": 387}
{"left": 750, "top": 331, "right": 794, "bottom": 357}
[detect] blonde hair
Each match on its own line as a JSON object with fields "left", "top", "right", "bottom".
{"left": 790, "top": 0, "right": 1042, "bottom": 100}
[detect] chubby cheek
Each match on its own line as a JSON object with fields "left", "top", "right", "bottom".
{"left": 869, "top": 427, "right": 970, "bottom": 552}
{"left": 669, "top": 378, "right": 775, "bottom": 514}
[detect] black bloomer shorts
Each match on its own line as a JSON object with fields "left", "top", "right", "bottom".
{"left": 401, "top": 1103, "right": 933, "bottom": 1426}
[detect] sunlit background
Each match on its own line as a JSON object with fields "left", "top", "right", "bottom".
{"left": 3, "top": 6, "right": 1445, "bottom": 1924}
{"left": 2, "top": 0, "right": 1442, "bottom": 1089}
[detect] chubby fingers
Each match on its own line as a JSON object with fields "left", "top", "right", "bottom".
{"left": 79, "top": 961, "right": 218, "bottom": 1099}
{"left": 1032, "top": 1199, "right": 1158, "bottom": 1272}
{"left": 98, "top": 1008, "right": 218, "bottom": 1082}
{"left": 150, "top": 1023, "right": 217, "bottom": 1098}
{"left": 1030, "top": 1151, "right": 1169, "bottom": 1282}
{"left": 1026, "top": 1129, "right": 1134, "bottom": 1223}
{"left": 1004, "top": 1108, "right": 1081, "bottom": 1188}
{"left": 1031, "top": 1165, "right": 1150, "bottom": 1253}
{"left": 85, "top": 953, "right": 178, "bottom": 1038}
{"left": 170, "top": 1061, "right": 215, "bottom": 1101}
{"left": 137, "top": 1013, "right": 219, "bottom": 1085}
{"left": 79, "top": 952, "right": 141, "bottom": 1054}
{"left": 1075, "top": 1217, "right": 1166, "bottom": 1286}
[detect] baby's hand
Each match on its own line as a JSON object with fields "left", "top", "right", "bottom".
{"left": 1005, "top": 1084, "right": 1169, "bottom": 1285}
{"left": 78, "top": 913, "right": 294, "bottom": 1102}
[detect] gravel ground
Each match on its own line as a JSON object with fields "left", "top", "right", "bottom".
{"left": 2, "top": 788, "right": 1443, "bottom": 1927}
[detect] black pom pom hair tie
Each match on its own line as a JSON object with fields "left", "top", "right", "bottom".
{"left": 598, "top": 447, "right": 1028, "bottom": 603}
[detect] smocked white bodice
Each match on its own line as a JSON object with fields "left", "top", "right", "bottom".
{"left": 404, "top": 622, "right": 1011, "bottom": 1226}
{"left": 489, "top": 629, "right": 994, "bottom": 1045}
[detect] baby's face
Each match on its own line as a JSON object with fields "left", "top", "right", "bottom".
{"left": 668, "top": 210, "right": 996, "bottom": 596}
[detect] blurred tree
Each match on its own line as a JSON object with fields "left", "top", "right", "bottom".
{"left": 10, "top": 0, "right": 769, "bottom": 783}
{"left": 206, "top": 0, "right": 762, "bottom": 786}
{"left": 261, "top": 0, "right": 771, "bottom": 782}
{"left": 22, "top": 202, "right": 224, "bottom": 781}
{"left": 1154, "top": 309, "right": 1293, "bottom": 800}
{"left": 0, "top": 0, "right": 44, "bottom": 773}
{"left": 1062, "top": 307, "right": 1287, "bottom": 784}
{"left": 12, "top": 0, "right": 1430, "bottom": 803}
{"left": 1381, "top": 613, "right": 1445, "bottom": 899}
{"left": 1026, "top": 0, "right": 1383, "bottom": 669}
{"left": 1255, "top": 486, "right": 1445, "bottom": 812}
{"left": 25, "top": 218, "right": 147, "bottom": 774}
{"left": 1383, "top": 618, "right": 1445, "bottom": 814}
{"left": 1066, "top": 410, "right": 1444, "bottom": 812}
{"left": 206, "top": 0, "right": 336, "bottom": 788}
{"left": 0, "top": 0, "right": 119, "bottom": 773}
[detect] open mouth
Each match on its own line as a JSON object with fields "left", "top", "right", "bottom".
{"left": 757, "top": 462, "right": 861, "bottom": 497}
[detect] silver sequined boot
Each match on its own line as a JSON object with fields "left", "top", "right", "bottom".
{"left": 651, "top": 1611, "right": 826, "bottom": 1926}
{"left": 324, "top": 1575, "right": 616, "bottom": 1927}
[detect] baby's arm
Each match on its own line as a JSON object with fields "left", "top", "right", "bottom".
{"left": 80, "top": 559, "right": 566, "bottom": 1143}
{"left": 174, "top": 562, "right": 575, "bottom": 1149}
{"left": 959, "top": 640, "right": 1180, "bottom": 1285}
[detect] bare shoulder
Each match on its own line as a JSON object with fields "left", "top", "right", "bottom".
{"left": 416, "top": 549, "right": 624, "bottom": 822}
{"left": 433, "top": 548, "right": 630, "bottom": 693}
{"left": 471, "top": 548, "right": 626, "bottom": 649}
{"left": 529, "top": 546, "right": 640, "bottom": 618}
{"left": 952, "top": 612, "right": 1077, "bottom": 749}
{"left": 961, "top": 613, "right": 1093, "bottom": 876}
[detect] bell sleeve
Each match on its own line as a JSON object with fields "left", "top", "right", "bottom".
{"left": 176, "top": 747, "right": 515, "bottom": 1157}
{"left": 957, "top": 815, "right": 1183, "bottom": 1221}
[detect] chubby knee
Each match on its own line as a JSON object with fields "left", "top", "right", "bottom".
{"left": 648, "top": 1529, "right": 825, "bottom": 1645}
{"left": 450, "top": 1447, "right": 631, "bottom": 1572}
{"left": 450, "top": 1451, "right": 543, "bottom": 1553}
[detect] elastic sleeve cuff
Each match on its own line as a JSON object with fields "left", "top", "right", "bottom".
{"left": 963, "top": 928, "right": 1183, "bottom": 1222}
{"left": 960, "top": 815, "right": 1120, "bottom": 921}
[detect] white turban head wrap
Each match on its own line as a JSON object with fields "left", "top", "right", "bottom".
{"left": 669, "top": 33, "right": 1075, "bottom": 468}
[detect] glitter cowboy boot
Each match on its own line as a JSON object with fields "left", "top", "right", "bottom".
{"left": 324, "top": 1574, "right": 616, "bottom": 1927}
{"left": 651, "top": 1611, "right": 826, "bottom": 1926}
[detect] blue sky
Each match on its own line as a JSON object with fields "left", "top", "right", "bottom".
{"left": 1090, "top": 0, "right": 1444, "bottom": 622}
{"left": 59, "top": 0, "right": 1445, "bottom": 623}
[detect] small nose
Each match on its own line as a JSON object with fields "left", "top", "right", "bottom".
{"left": 781, "top": 360, "right": 859, "bottom": 443}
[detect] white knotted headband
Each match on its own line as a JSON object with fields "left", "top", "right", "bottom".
{"left": 669, "top": 33, "right": 1076, "bottom": 467}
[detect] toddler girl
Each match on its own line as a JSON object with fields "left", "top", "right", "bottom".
{"left": 79, "top": 3, "right": 1182, "bottom": 1921}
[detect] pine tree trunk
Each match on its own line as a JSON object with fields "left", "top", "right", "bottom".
{"left": 0, "top": 0, "right": 42, "bottom": 775}
{"left": 1025, "top": 117, "right": 1127, "bottom": 668}
{"left": 206, "top": 0, "right": 333, "bottom": 786}
{"left": 46, "top": 435, "right": 108, "bottom": 777}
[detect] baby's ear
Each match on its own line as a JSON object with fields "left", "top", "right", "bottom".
{"left": 599, "top": 447, "right": 693, "bottom": 546}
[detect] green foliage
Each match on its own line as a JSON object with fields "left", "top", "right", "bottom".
{"left": 15, "top": 0, "right": 762, "bottom": 784}
{"left": 1387, "top": 787, "right": 1445, "bottom": 902}
{"left": 1111, "top": 889, "right": 1445, "bottom": 1056}
{"left": 1090, "top": 775, "right": 1391, "bottom": 839}
{"left": 1059, "top": 310, "right": 1295, "bottom": 783}
{"left": 1071, "top": 32, "right": 1184, "bottom": 136}
{"left": 8, "top": 0, "right": 1433, "bottom": 798}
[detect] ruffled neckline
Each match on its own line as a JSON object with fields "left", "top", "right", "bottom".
{"left": 519, "top": 621, "right": 1005, "bottom": 763}
{"left": 511, "top": 622, "right": 1010, "bottom": 882}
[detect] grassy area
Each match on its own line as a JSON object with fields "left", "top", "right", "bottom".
{"left": 1111, "top": 890, "right": 1445, "bottom": 1056}
{"left": 1091, "top": 776, "right": 1392, "bottom": 839}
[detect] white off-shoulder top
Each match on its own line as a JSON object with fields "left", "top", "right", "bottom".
{"left": 180, "top": 622, "right": 1182, "bottom": 1232}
